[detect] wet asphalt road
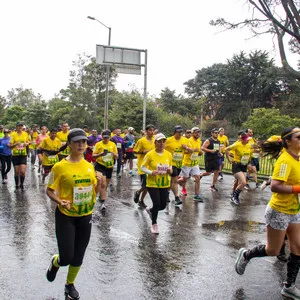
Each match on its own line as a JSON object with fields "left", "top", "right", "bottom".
{"left": 0, "top": 163, "right": 291, "bottom": 300}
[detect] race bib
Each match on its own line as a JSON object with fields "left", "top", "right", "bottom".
{"left": 190, "top": 152, "right": 199, "bottom": 160}
{"left": 241, "top": 155, "right": 250, "bottom": 165}
{"left": 173, "top": 152, "right": 183, "bottom": 162}
{"left": 48, "top": 155, "right": 58, "bottom": 164}
{"left": 73, "top": 185, "right": 93, "bottom": 205}
{"left": 156, "top": 164, "right": 169, "bottom": 175}
{"left": 253, "top": 153, "right": 259, "bottom": 158}
{"left": 102, "top": 153, "right": 113, "bottom": 162}
{"left": 116, "top": 143, "right": 121, "bottom": 149}
{"left": 213, "top": 144, "right": 220, "bottom": 151}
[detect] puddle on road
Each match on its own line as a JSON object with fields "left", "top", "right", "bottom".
{"left": 201, "top": 220, "right": 265, "bottom": 234}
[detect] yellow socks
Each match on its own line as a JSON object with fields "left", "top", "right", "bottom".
{"left": 67, "top": 265, "right": 81, "bottom": 284}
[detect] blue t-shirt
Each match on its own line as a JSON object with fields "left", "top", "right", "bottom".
{"left": 0, "top": 136, "right": 12, "bottom": 156}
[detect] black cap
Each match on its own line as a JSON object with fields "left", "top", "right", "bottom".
{"left": 211, "top": 128, "right": 219, "bottom": 133}
{"left": 102, "top": 130, "right": 111, "bottom": 138}
{"left": 67, "top": 128, "right": 88, "bottom": 142}
{"left": 174, "top": 125, "right": 183, "bottom": 132}
{"left": 16, "top": 122, "right": 23, "bottom": 126}
{"left": 145, "top": 124, "right": 155, "bottom": 130}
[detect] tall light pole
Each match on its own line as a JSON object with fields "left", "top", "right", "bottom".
{"left": 87, "top": 16, "right": 111, "bottom": 129}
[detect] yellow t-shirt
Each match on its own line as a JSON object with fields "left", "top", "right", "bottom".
{"left": 269, "top": 151, "right": 300, "bottom": 214}
{"left": 93, "top": 140, "right": 118, "bottom": 168}
{"left": 133, "top": 136, "right": 155, "bottom": 174}
{"left": 227, "top": 141, "right": 252, "bottom": 165}
{"left": 29, "top": 131, "right": 39, "bottom": 150}
{"left": 142, "top": 149, "right": 172, "bottom": 188}
{"left": 40, "top": 137, "right": 62, "bottom": 166}
{"left": 56, "top": 131, "right": 70, "bottom": 156}
{"left": 182, "top": 137, "right": 202, "bottom": 167}
{"left": 10, "top": 131, "right": 30, "bottom": 156}
{"left": 217, "top": 134, "right": 229, "bottom": 153}
{"left": 47, "top": 159, "right": 97, "bottom": 217}
{"left": 165, "top": 136, "right": 190, "bottom": 168}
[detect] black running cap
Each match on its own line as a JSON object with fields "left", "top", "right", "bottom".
{"left": 174, "top": 125, "right": 183, "bottom": 132}
{"left": 67, "top": 128, "right": 88, "bottom": 142}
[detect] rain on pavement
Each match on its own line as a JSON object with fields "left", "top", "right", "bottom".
{"left": 0, "top": 164, "right": 290, "bottom": 299}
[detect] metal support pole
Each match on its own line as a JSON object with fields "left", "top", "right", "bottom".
{"left": 142, "top": 50, "right": 148, "bottom": 131}
{"left": 104, "top": 27, "right": 111, "bottom": 129}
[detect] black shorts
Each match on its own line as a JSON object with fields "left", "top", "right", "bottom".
{"left": 124, "top": 152, "right": 135, "bottom": 160}
{"left": 250, "top": 158, "right": 260, "bottom": 172}
{"left": 140, "top": 174, "right": 147, "bottom": 188}
{"left": 232, "top": 162, "right": 247, "bottom": 174}
{"left": 12, "top": 155, "right": 27, "bottom": 166}
{"left": 37, "top": 149, "right": 43, "bottom": 155}
{"left": 205, "top": 159, "right": 219, "bottom": 173}
{"left": 94, "top": 162, "right": 113, "bottom": 179}
{"left": 171, "top": 166, "right": 181, "bottom": 177}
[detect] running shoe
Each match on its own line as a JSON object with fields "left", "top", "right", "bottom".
{"left": 276, "top": 253, "right": 287, "bottom": 262}
{"left": 100, "top": 202, "right": 106, "bottom": 211}
{"left": 2, "top": 180, "right": 6, "bottom": 184}
{"left": 230, "top": 195, "right": 240, "bottom": 205}
{"left": 193, "top": 195, "right": 203, "bottom": 202}
{"left": 133, "top": 191, "right": 140, "bottom": 203}
{"left": 116, "top": 173, "right": 121, "bottom": 178}
{"left": 210, "top": 185, "right": 218, "bottom": 192}
{"left": 129, "top": 170, "right": 134, "bottom": 177}
{"left": 181, "top": 187, "right": 187, "bottom": 196}
{"left": 175, "top": 197, "right": 182, "bottom": 206}
{"left": 235, "top": 248, "right": 249, "bottom": 275}
{"left": 151, "top": 224, "right": 159, "bottom": 234}
{"left": 244, "top": 184, "right": 250, "bottom": 190}
{"left": 218, "top": 175, "right": 223, "bottom": 181}
{"left": 46, "top": 254, "right": 59, "bottom": 282}
{"left": 146, "top": 206, "right": 152, "bottom": 219}
{"left": 281, "top": 283, "right": 300, "bottom": 299}
{"left": 65, "top": 283, "right": 80, "bottom": 300}
{"left": 138, "top": 201, "right": 147, "bottom": 208}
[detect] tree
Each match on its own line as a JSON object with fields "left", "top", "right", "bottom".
{"left": 0, "top": 96, "right": 6, "bottom": 120}
{"left": 184, "top": 51, "right": 291, "bottom": 126}
{"left": 242, "top": 107, "right": 300, "bottom": 138}
{"left": 2, "top": 106, "right": 27, "bottom": 129}
{"left": 6, "top": 86, "right": 43, "bottom": 108}
{"left": 210, "top": 0, "right": 300, "bottom": 79}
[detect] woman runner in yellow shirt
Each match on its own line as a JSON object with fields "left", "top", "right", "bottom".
{"left": 141, "top": 133, "right": 172, "bottom": 234}
{"left": 45, "top": 128, "right": 102, "bottom": 300}
{"left": 235, "top": 127, "right": 300, "bottom": 300}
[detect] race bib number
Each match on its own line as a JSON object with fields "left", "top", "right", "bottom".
{"left": 48, "top": 155, "right": 58, "bottom": 164}
{"left": 102, "top": 153, "right": 113, "bottom": 162}
{"left": 116, "top": 143, "right": 121, "bottom": 149}
{"left": 156, "top": 164, "right": 169, "bottom": 175}
{"left": 73, "top": 185, "right": 93, "bottom": 205}
{"left": 253, "top": 153, "right": 259, "bottom": 158}
{"left": 213, "top": 144, "right": 220, "bottom": 151}
{"left": 173, "top": 152, "right": 183, "bottom": 162}
{"left": 190, "top": 152, "right": 199, "bottom": 160}
{"left": 241, "top": 155, "right": 250, "bottom": 165}
{"left": 16, "top": 143, "right": 26, "bottom": 155}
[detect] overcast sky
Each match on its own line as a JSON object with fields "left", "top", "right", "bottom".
{"left": 0, "top": 0, "right": 298, "bottom": 100}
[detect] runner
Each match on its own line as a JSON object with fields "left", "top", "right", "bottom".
{"left": 111, "top": 128, "right": 125, "bottom": 178}
{"left": 8, "top": 122, "right": 30, "bottom": 191}
{"left": 29, "top": 124, "right": 39, "bottom": 169}
{"left": 46, "top": 128, "right": 102, "bottom": 300}
{"left": 178, "top": 127, "right": 203, "bottom": 201}
{"left": 38, "top": 129, "right": 62, "bottom": 183}
{"left": 123, "top": 127, "right": 136, "bottom": 176}
{"left": 235, "top": 126, "right": 300, "bottom": 299}
{"left": 217, "top": 127, "right": 229, "bottom": 181}
{"left": 0, "top": 129, "right": 12, "bottom": 184}
{"left": 36, "top": 126, "right": 49, "bottom": 173}
{"left": 57, "top": 122, "right": 70, "bottom": 161}
{"left": 133, "top": 124, "right": 155, "bottom": 208}
{"left": 201, "top": 128, "right": 221, "bottom": 192}
{"left": 165, "top": 125, "right": 190, "bottom": 205}
{"left": 141, "top": 133, "right": 172, "bottom": 234}
{"left": 85, "top": 130, "right": 101, "bottom": 163}
{"left": 93, "top": 130, "right": 118, "bottom": 210}
{"left": 225, "top": 132, "right": 252, "bottom": 205}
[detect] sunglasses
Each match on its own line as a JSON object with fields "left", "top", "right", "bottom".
{"left": 213, "top": 132, "right": 219, "bottom": 134}
{"left": 4, "top": 131, "right": 9, "bottom": 133}
{"left": 186, "top": 131, "right": 192, "bottom": 134}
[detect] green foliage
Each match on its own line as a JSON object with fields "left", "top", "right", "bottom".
{"left": 6, "top": 86, "right": 42, "bottom": 108}
{"left": 242, "top": 108, "right": 300, "bottom": 139}
{"left": 2, "top": 106, "right": 27, "bottom": 129}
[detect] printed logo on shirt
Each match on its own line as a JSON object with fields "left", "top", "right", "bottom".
{"left": 278, "top": 163, "right": 288, "bottom": 178}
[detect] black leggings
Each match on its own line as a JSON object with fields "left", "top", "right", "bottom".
{"left": 0, "top": 154, "right": 12, "bottom": 180}
{"left": 55, "top": 208, "right": 92, "bottom": 267}
{"left": 147, "top": 188, "right": 168, "bottom": 224}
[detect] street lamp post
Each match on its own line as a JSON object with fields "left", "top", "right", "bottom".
{"left": 87, "top": 16, "right": 111, "bottom": 129}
